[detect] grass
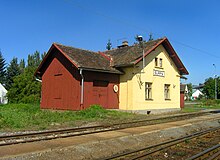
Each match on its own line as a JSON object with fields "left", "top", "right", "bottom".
{"left": 173, "top": 151, "right": 187, "bottom": 156}
{"left": 0, "top": 104, "right": 145, "bottom": 132}
{"left": 1, "top": 100, "right": 220, "bottom": 132}
{"left": 182, "top": 105, "right": 220, "bottom": 112}
{"left": 182, "top": 99, "right": 220, "bottom": 112}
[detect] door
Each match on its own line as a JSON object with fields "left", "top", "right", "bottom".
{"left": 53, "top": 74, "right": 63, "bottom": 109}
{"left": 93, "top": 81, "right": 108, "bottom": 108}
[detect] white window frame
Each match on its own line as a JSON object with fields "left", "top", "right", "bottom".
{"left": 164, "top": 84, "right": 171, "bottom": 100}
{"left": 159, "top": 58, "right": 163, "bottom": 68}
{"left": 145, "top": 82, "right": 152, "bottom": 100}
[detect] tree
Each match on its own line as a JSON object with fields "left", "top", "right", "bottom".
{"left": 41, "top": 52, "right": 47, "bottom": 60}
{"left": 106, "top": 39, "right": 112, "bottom": 50}
{"left": 187, "top": 83, "right": 193, "bottom": 97}
{"left": 7, "top": 67, "right": 41, "bottom": 103}
{"left": 27, "top": 51, "right": 42, "bottom": 67}
{"left": 27, "top": 51, "right": 41, "bottom": 68}
{"left": 5, "top": 57, "right": 20, "bottom": 90}
{"left": 0, "top": 51, "right": 6, "bottom": 84}
{"left": 203, "top": 77, "right": 220, "bottom": 99}
{"left": 7, "top": 51, "right": 44, "bottom": 103}
{"left": 19, "top": 58, "right": 25, "bottom": 73}
{"left": 216, "top": 77, "right": 220, "bottom": 99}
{"left": 148, "top": 33, "right": 153, "bottom": 41}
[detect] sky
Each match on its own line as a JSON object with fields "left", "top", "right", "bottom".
{"left": 0, "top": 0, "right": 220, "bottom": 85}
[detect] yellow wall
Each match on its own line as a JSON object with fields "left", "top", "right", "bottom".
{"left": 119, "top": 45, "right": 180, "bottom": 110}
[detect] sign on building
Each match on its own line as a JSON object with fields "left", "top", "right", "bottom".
{"left": 153, "top": 70, "right": 165, "bottom": 77}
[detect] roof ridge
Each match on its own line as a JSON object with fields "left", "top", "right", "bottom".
{"left": 134, "top": 37, "right": 167, "bottom": 64}
{"left": 98, "top": 51, "right": 111, "bottom": 61}
{"left": 54, "top": 43, "right": 112, "bottom": 63}
{"left": 103, "top": 37, "right": 166, "bottom": 53}
{"left": 53, "top": 43, "right": 80, "bottom": 68}
{"left": 103, "top": 45, "right": 134, "bottom": 53}
{"left": 53, "top": 42, "right": 98, "bottom": 54}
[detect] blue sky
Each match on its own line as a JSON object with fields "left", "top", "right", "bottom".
{"left": 0, "top": 0, "right": 220, "bottom": 85}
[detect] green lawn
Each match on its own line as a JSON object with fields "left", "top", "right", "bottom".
{"left": 0, "top": 104, "right": 146, "bottom": 131}
{"left": 182, "top": 100, "right": 220, "bottom": 112}
{"left": 183, "top": 106, "right": 220, "bottom": 112}
{"left": 1, "top": 102, "right": 220, "bottom": 132}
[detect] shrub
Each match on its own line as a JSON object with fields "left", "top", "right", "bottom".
{"left": 20, "top": 94, "right": 40, "bottom": 104}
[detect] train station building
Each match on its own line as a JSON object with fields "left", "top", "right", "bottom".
{"left": 35, "top": 37, "right": 188, "bottom": 112}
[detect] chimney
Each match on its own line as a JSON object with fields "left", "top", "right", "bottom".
{"left": 117, "top": 41, "right": 129, "bottom": 48}
{"left": 122, "top": 41, "right": 128, "bottom": 46}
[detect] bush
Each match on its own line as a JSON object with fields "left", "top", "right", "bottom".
{"left": 20, "top": 94, "right": 40, "bottom": 104}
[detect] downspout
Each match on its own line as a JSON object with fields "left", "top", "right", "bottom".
{"left": 79, "top": 69, "right": 84, "bottom": 109}
{"left": 35, "top": 78, "right": 42, "bottom": 83}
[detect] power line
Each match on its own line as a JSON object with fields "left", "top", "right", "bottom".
{"left": 63, "top": 0, "right": 220, "bottom": 59}
{"left": 170, "top": 40, "right": 220, "bottom": 59}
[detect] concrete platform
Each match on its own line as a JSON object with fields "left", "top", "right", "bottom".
{"left": 1, "top": 113, "right": 220, "bottom": 160}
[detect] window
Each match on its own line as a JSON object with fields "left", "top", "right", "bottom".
{"left": 159, "top": 58, "right": 163, "bottom": 67}
{"left": 155, "top": 57, "right": 163, "bottom": 68}
{"left": 155, "top": 58, "right": 158, "bottom": 67}
{"left": 145, "top": 82, "right": 152, "bottom": 100}
{"left": 164, "top": 84, "right": 170, "bottom": 100}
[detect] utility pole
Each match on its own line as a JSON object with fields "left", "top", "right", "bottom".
{"left": 213, "top": 64, "right": 217, "bottom": 99}
{"left": 135, "top": 35, "right": 145, "bottom": 73}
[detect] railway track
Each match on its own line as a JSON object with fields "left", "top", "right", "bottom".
{"left": 0, "top": 111, "right": 218, "bottom": 146}
{"left": 187, "top": 144, "right": 220, "bottom": 160}
{"left": 101, "top": 126, "right": 220, "bottom": 160}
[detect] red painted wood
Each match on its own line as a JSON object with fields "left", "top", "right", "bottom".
{"left": 41, "top": 51, "right": 81, "bottom": 110}
{"left": 180, "top": 92, "right": 185, "bottom": 108}
{"left": 93, "top": 84, "right": 108, "bottom": 108}
{"left": 40, "top": 48, "right": 119, "bottom": 110}
{"left": 83, "top": 71, "right": 119, "bottom": 109}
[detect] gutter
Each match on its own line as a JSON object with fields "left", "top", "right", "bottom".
{"left": 79, "top": 69, "right": 84, "bottom": 109}
{"left": 113, "top": 63, "right": 134, "bottom": 68}
{"left": 177, "top": 75, "right": 188, "bottom": 80}
{"left": 79, "top": 67, "right": 123, "bottom": 74}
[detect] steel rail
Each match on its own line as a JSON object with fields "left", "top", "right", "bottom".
{"left": 187, "top": 144, "right": 220, "bottom": 160}
{"left": 0, "top": 111, "right": 216, "bottom": 146}
{"left": 207, "top": 150, "right": 220, "bottom": 160}
{"left": 101, "top": 126, "right": 220, "bottom": 160}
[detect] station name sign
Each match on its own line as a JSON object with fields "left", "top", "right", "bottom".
{"left": 153, "top": 70, "right": 165, "bottom": 77}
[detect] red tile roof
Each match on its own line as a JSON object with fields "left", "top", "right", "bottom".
{"left": 104, "top": 38, "right": 164, "bottom": 67}
{"left": 105, "top": 37, "right": 188, "bottom": 75}
{"left": 35, "top": 37, "right": 188, "bottom": 77}
{"left": 54, "top": 43, "right": 122, "bottom": 74}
